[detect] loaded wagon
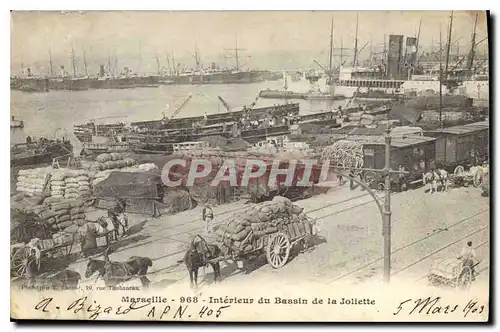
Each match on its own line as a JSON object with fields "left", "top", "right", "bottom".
{"left": 427, "top": 258, "right": 479, "bottom": 290}
{"left": 211, "top": 196, "right": 318, "bottom": 269}
{"left": 424, "top": 121, "right": 489, "bottom": 174}
{"left": 344, "top": 135, "right": 437, "bottom": 191}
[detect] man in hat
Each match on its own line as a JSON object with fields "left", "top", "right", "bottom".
{"left": 458, "top": 241, "right": 478, "bottom": 281}
{"left": 202, "top": 204, "right": 214, "bottom": 235}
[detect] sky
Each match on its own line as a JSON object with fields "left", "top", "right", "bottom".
{"left": 11, "top": 11, "right": 488, "bottom": 74}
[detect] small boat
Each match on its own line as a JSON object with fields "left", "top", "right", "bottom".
{"left": 258, "top": 89, "right": 307, "bottom": 100}
{"left": 11, "top": 139, "right": 73, "bottom": 167}
{"left": 10, "top": 116, "right": 24, "bottom": 129}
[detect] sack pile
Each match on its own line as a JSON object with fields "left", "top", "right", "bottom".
{"left": 11, "top": 192, "right": 46, "bottom": 213}
{"left": 49, "top": 169, "right": 92, "bottom": 200}
{"left": 214, "top": 196, "right": 313, "bottom": 253}
{"left": 16, "top": 167, "right": 52, "bottom": 195}
{"left": 89, "top": 153, "right": 136, "bottom": 172}
{"left": 63, "top": 171, "right": 91, "bottom": 200}
{"left": 41, "top": 198, "right": 86, "bottom": 234}
{"left": 52, "top": 231, "right": 75, "bottom": 246}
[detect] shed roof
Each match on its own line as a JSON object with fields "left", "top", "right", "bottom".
{"left": 345, "top": 135, "right": 436, "bottom": 148}
{"left": 426, "top": 121, "right": 489, "bottom": 135}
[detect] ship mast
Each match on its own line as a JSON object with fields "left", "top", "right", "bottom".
{"left": 443, "top": 11, "right": 454, "bottom": 97}
{"left": 107, "top": 51, "right": 112, "bottom": 78}
{"left": 415, "top": 18, "right": 422, "bottom": 66}
{"left": 328, "top": 17, "right": 334, "bottom": 84}
{"left": 340, "top": 36, "right": 344, "bottom": 66}
{"left": 71, "top": 46, "right": 77, "bottom": 78}
{"left": 82, "top": 48, "right": 88, "bottom": 76}
{"left": 353, "top": 12, "right": 359, "bottom": 67}
{"left": 439, "top": 25, "right": 443, "bottom": 128}
{"left": 467, "top": 12, "right": 479, "bottom": 78}
{"left": 224, "top": 34, "right": 249, "bottom": 72}
{"left": 156, "top": 52, "right": 161, "bottom": 75}
{"left": 48, "top": 48, "right": 54, "bottom": 77}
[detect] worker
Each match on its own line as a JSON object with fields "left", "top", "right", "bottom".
{"left": 204, "top": 112, "right": 208, "bottom": 122}
{"left": 397, "top": 165, "right": 407, "bottom": 192}
{"left": 26, "top": 136, "right": 32, "bottom": 144}
{"left": 458, "top": 241, "right": 478, "bottom": 281}
{"left": 79, "top": 222, "right": 104, "bottom": 257}
{"left": 202, "top": 204, "right": 214, "bottom": 234}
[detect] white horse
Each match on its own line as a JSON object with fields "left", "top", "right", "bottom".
{"left": 423, "top": 170, "right": 438, "bottom": 193}
{"left": 435, "top": 169, "right": 449, "bottom": 192}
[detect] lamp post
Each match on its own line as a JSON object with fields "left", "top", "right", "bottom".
{"left": 383, "top": 121, "right": 392, "bottom": 283}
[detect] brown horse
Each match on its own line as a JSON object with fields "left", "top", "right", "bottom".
{"left": 85, "top": 248, "right": 153, "bottom": 288}
{"left": 179, "top": 235, "right": 222, "bottom": 289}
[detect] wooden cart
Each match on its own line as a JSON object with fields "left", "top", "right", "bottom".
{"left": 427, "top": 258, "right": 479, "bottom": 291}
{"left": 10, "top": 237, "right": 77, "bottom": 278}
{"left": 213, "top": 221, "right": 311, "bottom": 269}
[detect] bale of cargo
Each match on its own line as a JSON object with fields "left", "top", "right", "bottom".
{"left": 215, "top": 196, "right": 311, "bottom": 254}
{"left": 95, "top": 153, "right": 112, "bottom": 163}
{"left": 52, "top": 232, "right": 74, "bottom": 245}
{"left": 15, "top": 167, "right": 52, "bottom": 195}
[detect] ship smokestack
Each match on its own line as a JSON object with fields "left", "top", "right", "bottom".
{"left": 99, "top": 65, "right": 105, "bottom": 77}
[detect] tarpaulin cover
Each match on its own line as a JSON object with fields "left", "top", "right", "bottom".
{"left": 389, "top": 104, "right": 423, "bottom": 125}
{"left": 93, "top": 171, "right": 163, "bottom": 199}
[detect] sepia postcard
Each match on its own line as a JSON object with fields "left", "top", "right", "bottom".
{"left": 10, "top": 10, "right": 490, "bottom": 322}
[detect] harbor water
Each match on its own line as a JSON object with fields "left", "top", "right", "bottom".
{"left": 10, "top": 80, "right": 347, "bottom": 144}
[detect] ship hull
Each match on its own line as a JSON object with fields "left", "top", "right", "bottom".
{"left": 169, "top": 71, "right": 263, "bottom": 85}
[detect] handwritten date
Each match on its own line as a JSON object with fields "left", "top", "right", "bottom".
{"left": 34, "top": 297, "right": 230, "bottom": 320}
{"left": 393, "top": 296, "right": 486, "bottom": 318}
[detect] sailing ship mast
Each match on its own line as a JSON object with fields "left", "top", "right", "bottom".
{"left": 48, "top": 48, "right": 54, "bottom": 77}
{"left": 82, "top": 48, "right": 88, "bottom": 76}
{"left": 71, "top": 46, "right": 77, "bottom": 78}
{"left": 328, "top": 17, "right": 334, "bottom": 85}
{"left": 444, "top": 11, "right": 454, "bottom": 90}
{"left": 467, "top": 12, "right": 479, "bottom": 78}
{"left": 156, "top": 52, "right": 161, "bottom": 75}
{"left": 415, "top": 18, "right": 422, "bottom": 66}
{"left": 224, "top": 34, "right": 250, "bottom": 72}
{"left": 439, "top": 25, "right": 443, "bottom": 128}
{"left": 353, "top": 12, "right": 359, "bottom": 67}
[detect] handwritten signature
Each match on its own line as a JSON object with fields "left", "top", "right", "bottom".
{"left": 35, "top": 297, "right": 230, "bottom": 320}
{"left": 393, "top": 296, "right": 486, "bottom": 318}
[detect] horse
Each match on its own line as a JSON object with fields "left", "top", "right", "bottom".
{"left": 423, "top": 170, "right": 438, "bottom": 194}
{"left": 435, "top": 168, "right": 449, "bottom": 192}
{"left": 178, "top": 235, "right": 221, "bottom": 289}
{"left": 85, "top": 248, "right": 153, "bottom": 288}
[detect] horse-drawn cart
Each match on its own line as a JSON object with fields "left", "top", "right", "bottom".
{"left": 451, "top": 165, "right": 487, "bottom": 188}
{"left": 212, "top": 219, "right": 313, "bottom": 269}
{"left": 427, "top": 258, "right": 479, "bottom": 290}
{"left": 10, "top": 236, "right": 77, "bottom": 278}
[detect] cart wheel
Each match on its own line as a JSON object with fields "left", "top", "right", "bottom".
{"left": 473, "top": 170, "right": 483, "bottom": 188}
{"left": 266, "top": 232, "right": 291, "bottom": 269}
{"left": 11, "top": 246, "right": 29, "bottom": 277}
{"left": 456, "top": 266, "right": 472, "bottom": 291}
{"left": 454, "top": 165, "right": 465, "bottom": 176}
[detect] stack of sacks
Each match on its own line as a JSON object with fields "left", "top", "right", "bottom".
{"left": 50, "top": 170, "right": 67, "bottom": 200}
{"left": 52, "top": 231, "right": 75, "bottom": 246}
{"left": 11, "top": 192, "right": 46, "bottom": 214}
{"left": 16, "top": 167, "right": 52, "bottom": 195}
{"left": 215, "top": 196, "right": 313, "bottom": 253}
{"left": 47, "top": 199, "right": 86, "bottom": 235}
{"left": 90, "top": 153, "right": 136, "bottom": 173}
{"left": 63, "top": 170, "right": 91, "bottom": 200}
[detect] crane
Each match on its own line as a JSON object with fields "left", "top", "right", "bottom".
{"left": 218, "top": 96, "right": 232, "bottom": 112}
{"left": 161, "top": 94, "right": 193, "bottom": 124}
